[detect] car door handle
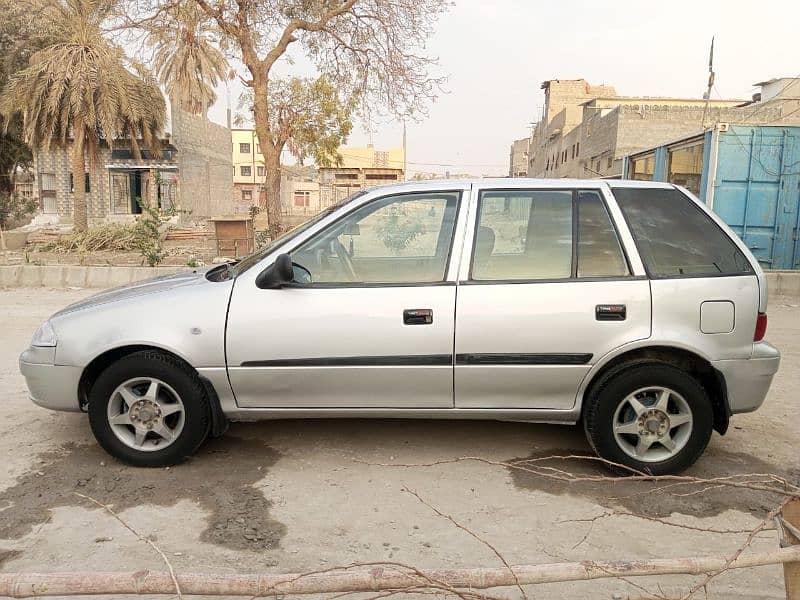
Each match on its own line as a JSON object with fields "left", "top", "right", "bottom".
{"left": 596, "top": 304, "right": 626, "bottom": 321}
{"left": 403, "top": 308, "right": 433, "bottom": 325}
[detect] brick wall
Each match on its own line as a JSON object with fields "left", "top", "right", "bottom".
{"left": 171, "top": 105, "right": 234, "bottom": 219}
{"left": 34, "top": 146, "right": 113, "bottom": 223}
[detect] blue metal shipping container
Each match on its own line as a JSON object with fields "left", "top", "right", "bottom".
{"left": 623, "top": 125, "right": 800, "bottom": 269}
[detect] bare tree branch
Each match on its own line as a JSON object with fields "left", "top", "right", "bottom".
{"left": 402, "top": 486, "right": 529, "bottom": 600}
{"left": 73, "top": 492, "right": 182, "bottom": 599}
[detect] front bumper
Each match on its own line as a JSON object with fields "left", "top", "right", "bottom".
{"left": 19, "top": 348, "right": 83, "bottom": 412}
{"left": 713, "top": 342, "right": 781, "bottom": 414}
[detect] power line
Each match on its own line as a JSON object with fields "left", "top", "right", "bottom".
{"left": 334, "top": 150, "right": 506, "bottom": 169}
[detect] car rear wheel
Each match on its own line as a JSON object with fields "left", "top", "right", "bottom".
{"left": 88, "top": 351, "right": 210, "bottom": 467}
{"left": 583, "top": 362, "right": 713, "bottom": 475}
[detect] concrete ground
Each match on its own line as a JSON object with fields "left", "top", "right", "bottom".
{"left": 1, "top": 288, "right": 798, "bottom": 599}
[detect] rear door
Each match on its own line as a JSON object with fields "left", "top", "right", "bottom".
{"left": 454, "top": 184, "right": 651, "bottom": 409}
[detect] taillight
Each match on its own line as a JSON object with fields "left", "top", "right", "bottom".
{"left": 754, "top": 313, "right": 768, "bottom": 341}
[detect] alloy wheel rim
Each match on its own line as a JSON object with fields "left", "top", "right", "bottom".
{"left": 106, "top": 377, "right": 185, "bottom": 452}
{"left": 612, "top": 386, "right": 693, "bottom": 463}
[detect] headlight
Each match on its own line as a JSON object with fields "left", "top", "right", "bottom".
{"left": 31, "top": 320, "right": 58, "bottom": 347}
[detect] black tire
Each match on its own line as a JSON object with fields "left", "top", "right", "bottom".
{"left": 88, "top": 350, "right": 210, "bottom": 467}
{"left": 583, "top": 362, "right": 713, "bottom": 475}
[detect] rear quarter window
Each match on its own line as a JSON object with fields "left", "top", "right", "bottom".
{"left": 612, "top": 187, "right": 753, "bottom": 278}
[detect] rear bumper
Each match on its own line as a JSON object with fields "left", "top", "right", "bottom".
{"left": 19, "top": 349, "right": 83, "bottom": 412}
{"left": 713, "top": 342, "right": 781, "bottom": 414}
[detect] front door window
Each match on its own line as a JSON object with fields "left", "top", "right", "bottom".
{"left": 292, "top": 191, "right": 460, "bottom": 284}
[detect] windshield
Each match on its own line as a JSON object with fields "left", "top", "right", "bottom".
{"left": 229, "top": 190, "right": 368, "bottom": 277}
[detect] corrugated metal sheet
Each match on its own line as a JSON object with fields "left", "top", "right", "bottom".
{"left": 712, "top": 126, "right": 800, "bottom": 269}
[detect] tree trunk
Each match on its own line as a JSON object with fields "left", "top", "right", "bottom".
{"left": 2, "top": 546, "right": 800, "bottom": 597}
{"left": 262, "top": 149, "right": 282, "bottom": 239}
{"left": 71, "top": 135, "right": 88, "bottom": 233}
{"left": 251, "top": 74, "right": 284, "bottom": 239}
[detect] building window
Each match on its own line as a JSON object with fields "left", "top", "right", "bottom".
{"left": 293, "top": 191, "right": 311, "bottom": 207}
{"left": 239, "top": 143, "right": 251, "bottom": 154}
{"left": 69, "top": 173, "right": 91, "bottom": 193}
{"left": 629, "top": 154, "right": 655, "bottom": 181}
{"left": 607, "top": 156, "right": 613, "bottom": 169}
{"left": 257, "top": 166, "right": 265, "bottom": 177}
{"left": 241, "top": 189, "right": 253, "bottom": 203}
{"left": 575, "top": 142, "right": 579, "bottom": 157}
{"left": 240, "top": 165, "right": 252, "bottom": 177}
{"left": 256, "top": 144, "right": 260, "bottom": 154}
{"left": 667, "top": 141, "right": 704, "bottom": 196}
{"left": 39, "top": 172, "right": 57, "bottom": 213}
{"left": 335, "top": 172, "right": 359, "bottom": 180}
{"left": 15, "top": 181, "right": 34, "bottom": 199}
{"left": 365, "top": 173, "right": 398, "bottom": 180}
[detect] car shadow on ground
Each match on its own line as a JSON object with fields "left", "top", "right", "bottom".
{"left": 0, "top": 418, "right": 793, "bottom": 558}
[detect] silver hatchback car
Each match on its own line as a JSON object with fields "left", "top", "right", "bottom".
{"left": 20, "top": 179, "right": 780, "bottom": 473}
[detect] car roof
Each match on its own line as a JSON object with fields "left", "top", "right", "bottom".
{"left": 362, "top": 178, "right": 676, "bottom": 193}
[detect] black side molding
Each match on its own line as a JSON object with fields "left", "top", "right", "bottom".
{"left": 456, "top": 353, "right": 592, "bottom": 366}
{"left": 241, "top": 355, "right": 453, "bottom": 367}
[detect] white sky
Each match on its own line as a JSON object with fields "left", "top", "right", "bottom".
{"left": 208, "top": 0, "right": 800, "bottom": 176}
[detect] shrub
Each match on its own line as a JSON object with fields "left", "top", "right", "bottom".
{"left": 0, "top": 191, "right": 37, "bottom": 230}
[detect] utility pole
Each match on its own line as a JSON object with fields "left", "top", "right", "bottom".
{"left": 402, "top": 121, "right": 407, "bottom": 180}
{"left": 701, "top": 36, "right": 715, "bottom": 129}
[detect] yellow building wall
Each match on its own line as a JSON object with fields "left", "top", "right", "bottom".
{"left": 336, "top": 146, "right": 405, "bottom": 170}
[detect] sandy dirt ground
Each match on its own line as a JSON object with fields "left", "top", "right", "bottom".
{"left": 0, "top": 287, "right": 798, "bottom": 599}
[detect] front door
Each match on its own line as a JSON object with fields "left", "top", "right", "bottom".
{"left": 226, "top": 189, "right": 465, "bottom": 408}
{"left": 454, "top": 186, "right": 651, "bottom": 409}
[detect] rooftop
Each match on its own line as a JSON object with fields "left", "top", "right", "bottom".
{"left": 582, "top": 96, "right": 746, "bottom": 106}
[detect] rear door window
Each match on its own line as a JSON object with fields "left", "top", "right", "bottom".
{"left": 472, "top": 190, "right": 573, "bottom": 280}
{"left": 470, "top": 188, "right": 630, "bottom": 281}
{"left": 612, "top": 187, "right": 753, "bottom": 278}
{"left": 577, "top": 190, "right": 629, "bottom": 277}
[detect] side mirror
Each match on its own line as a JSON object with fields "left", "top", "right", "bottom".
{"left": 256, "top": 253, "right": 294, "bottom": 289}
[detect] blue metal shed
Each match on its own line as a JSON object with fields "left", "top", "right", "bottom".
{"left": 623, "top": 125, "right": 800, "bottom": 269}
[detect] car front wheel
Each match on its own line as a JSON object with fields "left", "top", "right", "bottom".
{"left": 583, "top": 362, "right": 713, "bottom": 475}
{"left": 88, "top": 350, "right": 210, "bottom": 467}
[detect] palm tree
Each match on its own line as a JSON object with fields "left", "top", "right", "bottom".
{"left": 0, "top": 0, "right": 165, "bottom": 232}
{"left": 150, "top": 4, "right": 230, "bottom": 115}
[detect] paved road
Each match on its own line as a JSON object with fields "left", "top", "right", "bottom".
{"left": 1, "top": 288, "right": 798, "bottom": 599}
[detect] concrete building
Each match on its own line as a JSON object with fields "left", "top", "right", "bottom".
{"left": 509, "top": 138, "right": 528, "bottom": 177}
{"left": 278, "top": 167, "right": 322, "bottom": 227}
{"left": 526, "top": 77, "right": 800, "bottom": 180}
{"left": 231, "top": 128, "right": 265, "bottom": 213}
{"left": 318, "top": 145, "right": 405, "bottom": 206}
{"left": 230, "top": 128, "right": 324, "bottom": 223}
{"left": 32, "top": 102, "right": 234, "bottom": 226}
{"left": 231, "top": 134, "right": 405, "bottom": 223}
